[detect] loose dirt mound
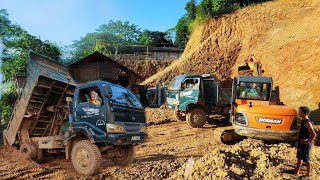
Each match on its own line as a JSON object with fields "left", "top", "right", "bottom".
{"left": 0, "top": 146, "right": 70, "bottom": 179}
{"left": 117, "top": 59, "right": 173, "bottom": 81}
{"left": 145, "top": 108, "right": 176, "bottom": 125}
{"left": 142, "top": 0, "right": 320, "bottom": 110}
{"left": 170, "top": 139, "right": 320, "bottom": 180}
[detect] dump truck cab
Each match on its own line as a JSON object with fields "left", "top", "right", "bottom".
{"left": 230, "top": 76, "right": 299, "bottom": 141}
{"left": 70, "top": 80, "right": 146, "bottom": 144}
{"left": 167, "top": 74, "right": 231, "bottom": 128}
{"left": 63, "top": 80, "right": 147, "bottom": 175}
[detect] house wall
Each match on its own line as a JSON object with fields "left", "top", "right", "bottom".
{"left": 69, "top": 61, "right": 118, "bottom": 83}
{"left": 152, "top": 51, "right": 182, "bottom": 60}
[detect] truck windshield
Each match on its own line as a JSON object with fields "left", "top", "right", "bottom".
{"left": 168, "top": 76, "right": 185, "bottom": 90}
{"left": 107, "top": 85, "right": 143, "bottom": 109}
{"left": 237, "top": 82, "right": 271, "bottom": 101}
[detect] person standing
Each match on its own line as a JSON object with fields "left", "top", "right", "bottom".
{"left": 293, "top": 106, "right": 316, "bottom": 179}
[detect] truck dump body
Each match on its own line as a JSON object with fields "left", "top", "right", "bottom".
{"left": 3, "top": 52, "right": 77, "bottom": 146}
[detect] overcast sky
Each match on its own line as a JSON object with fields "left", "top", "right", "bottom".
{"left": 1, "top": 0, "right": 188, "bottom": 46}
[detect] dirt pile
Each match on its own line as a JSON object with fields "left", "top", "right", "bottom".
{"left": 117, "top": 59, "right": 173, "bottom": 81}
{"left": 0, "top": 146, "right": 70, "bottom": 179}
{"left": 142, "top": 0, "right": 320, "bottom": 110}
{"left": 145, "top": 108, "right": 176, "bottom": 125}
{"left": 170, "top": 139, "right": 320, "bottom": 179}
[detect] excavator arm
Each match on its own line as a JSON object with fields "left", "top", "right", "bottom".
{"left": 238, "top": 54, "right": 263, "bottom": 76}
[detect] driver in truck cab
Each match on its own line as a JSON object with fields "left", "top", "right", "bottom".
{"left": 89, "top": 90, "right": 101, "bottom": 105}
{"left": 241, "top": 83, "right": 260, "bottom": 99}
{"left": 187, "top": 79, "right": 198, "bottom": 89}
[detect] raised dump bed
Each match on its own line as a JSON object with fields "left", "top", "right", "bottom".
{"left": 3, "top": 51, "right": 77, "bottom": 146}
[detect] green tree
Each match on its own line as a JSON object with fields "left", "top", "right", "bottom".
{"left": 185, "top": 0, "right": 197, "bottom": 20}
{"left": 139, "top": 30, "right": 167, "bottom": 45}
{"left": 97, "top": 20, "right": 141, "bottom": 45}
{"left": 197, "top": 0, "right": 213, "bottom": 17}
{"left": 165, "top": 28, "right": 176, "bottom": 45}
{"left": 70, "top": 20, "right": 142, "bottom": 61}
{"left": 0, "top": 9, "right": 60, "bottom": 122}
{"left": 175, "top": 16, "right": 190, "bottom": 48}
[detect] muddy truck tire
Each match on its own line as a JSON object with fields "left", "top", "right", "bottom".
{"left": 186, "top": 108, "right": 207, "bottom": 128}
{"left": 71, "top": 140, "right": 102, "bottom": 176}
{"left": 20, "top": 142, "right": 37, "bottom": 160}
{"left": 111, "top": 146, "right": 134, "bottom": 166}
{"left": 33, "top": 141, "right": 44, "bottom": 163}
{"left": 174, "top": 110, "right": 186, "bottom": 121}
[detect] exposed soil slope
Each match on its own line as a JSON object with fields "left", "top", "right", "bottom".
{"left": 142, "top": 0, "right": 320, "bottom": 110}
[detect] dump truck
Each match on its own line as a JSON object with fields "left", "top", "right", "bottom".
{"left": 3, "top": 52, "right": 147, "bottom": 175}
{"left": 166, "top": 74, "right": 232, "bottom": 128}
{"left": 215, "top": 56, "right": 299, "bottom": 143}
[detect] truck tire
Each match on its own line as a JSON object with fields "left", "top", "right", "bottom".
{"left": 186, "top": 108, "right": 207, "bottom": 128}
{"left": 174, "top": 110, "right": 186, "bottom": 121}
{"left": 222, "top": 107, "right": 231, "bottom": 120}
{"left": 111, "top": 146, "right": 134, "bottom": 166}
{"left": 20, "top": 142, "right": 37, "bottom": 160}
{"left": 33, "top": 141, "right": 44, "bottom": 163}
{"left": 71, "top": 140, "right": 102, "bottom": 176}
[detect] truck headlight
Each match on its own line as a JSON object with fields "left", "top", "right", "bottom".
{"left": 173, "top": 100, "right": 180, "bottom": 105}
{"left": 107, "top": 123, "right": 126, "bottom": 133}
{"left": 140, "top": 126, "right": 147, "bottom": 133}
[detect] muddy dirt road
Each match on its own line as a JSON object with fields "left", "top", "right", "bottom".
{"left": 0, "top": 109, "right": 224, "bottom": 179}
{"left": 0, "top": 108, "right": 319, "bottom": 179}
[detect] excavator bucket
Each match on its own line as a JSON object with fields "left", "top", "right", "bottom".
{"left": 238, "top": 65, "right": 253, "bottom": 76}
{"left": 238, "top": 54, "right": 263, "bottom": 76}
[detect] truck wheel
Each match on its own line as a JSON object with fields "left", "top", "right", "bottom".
{"left": 111, "top": 146, "right": 134, "bottom": 166}
{"left": 186, "top": 108, "right": 207, "bottom": 128}
{"left": 222, "top": 107, "right": 231, "bottom": 120}
{"left": 174, "top": 110, "right": 186, "bottom": 121}
{"left": 20, "top": 142, "right": 37, "bottom": 160}
{"left": 71, "top": 140, "right": 102, "bottom": 176}
{"left": 33, "top": 141, "right": 44, "bottom": 163}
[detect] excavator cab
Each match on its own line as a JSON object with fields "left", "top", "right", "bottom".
{"left": 229, "top": 76, "right": 299, "bottom": 142}
{"left": 215, "top": 55, "right": 299, "bottom": 144}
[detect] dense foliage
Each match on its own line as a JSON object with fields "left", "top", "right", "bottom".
{"left": 68, "top": 20, "right": 174, "bottom": 63}
{"left": 0, "top": 9, "right": 60, "bottom": 123}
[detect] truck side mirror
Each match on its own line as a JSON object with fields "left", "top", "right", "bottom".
{"left": 105, "top": 86, "right": 112, "bottom": 98}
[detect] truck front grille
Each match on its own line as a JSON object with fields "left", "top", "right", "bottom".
{"left": 124, "top": 123, "right": 140, "bottom": 127}
{"left": 236, "top": 113, "right": 247, "bottom": 126}
{"left": 124, "top": 123, "right": 141, "bottom": 133}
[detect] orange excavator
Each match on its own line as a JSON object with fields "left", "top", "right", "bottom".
{"left": 215, "top": 55, "right": 299, "bottom": 143}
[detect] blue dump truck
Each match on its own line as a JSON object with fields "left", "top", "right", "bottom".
{"left": 166, "top": 74, "right": 232, "bottom": 128}
{"left": 3, "top": 52, "right": 147, "bottom": 176}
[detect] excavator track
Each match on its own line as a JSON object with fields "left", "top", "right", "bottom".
{"left": 214, "top": 126, "right": 245, "bottom": 144}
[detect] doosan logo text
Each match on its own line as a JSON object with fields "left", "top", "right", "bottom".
{"left": 257, "top": 117, "right": 283, "bottom": 124}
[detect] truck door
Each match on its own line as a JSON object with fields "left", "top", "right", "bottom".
{"left": 74, "top": 86, "right": 107, "bottom": 134}
{"left": 179, "top": 78, "right": 201, "bottom": 110}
